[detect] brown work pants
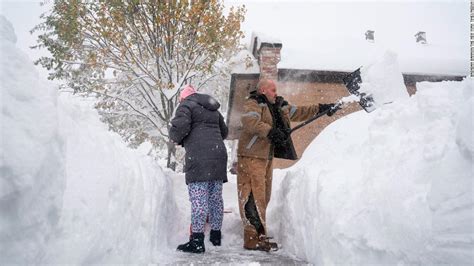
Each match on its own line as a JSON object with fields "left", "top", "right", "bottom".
{"left": 237, "top": 156, "right": 273, "bottom": 249}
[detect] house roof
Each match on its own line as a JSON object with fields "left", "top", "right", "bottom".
{"left": 229, "top": 0, "right": 469, "bottom": 76}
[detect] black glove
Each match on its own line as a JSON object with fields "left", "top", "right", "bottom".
{"left": 318, "top": 103, "right": 340, "bottom": 116}
{"left": 267, "top": 128, "right": 288, "bottom": 145}
{"left": 275, "top": 96, "right": 288, "bottom": 108}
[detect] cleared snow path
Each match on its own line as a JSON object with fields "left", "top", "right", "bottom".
{"left": 162, "top": 170, "right": 308, "bottom": 265}
{"left": 170, "top": 247, "right": 307, "bottom": 265}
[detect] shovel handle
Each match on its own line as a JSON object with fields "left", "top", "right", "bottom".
{"left": 289, "top": 102, "right": 342, "bottom": 134}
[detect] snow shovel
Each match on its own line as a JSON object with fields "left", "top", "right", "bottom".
{"left": 290, "top": 67, "right": 375, "bottom": 134}
{"left": 289, "top": 102, "right": 343, "bottom": 134}
{"left": 342, "top": 67, "right": 376, "bottom": 113}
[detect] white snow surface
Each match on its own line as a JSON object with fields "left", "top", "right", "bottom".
{"left": 2, "top": 15, "right": 473, "bottom": 265}
{"left": 41, "top": 95, "right": 179, "bottom": 264}
{"left": 249, "top": 31, "right": 282, "bottom": 51}
{"left": 268, "top": 78, "right": 473, "bottom": 264}
{"left": 0, "top": 16, "right": 177, "bottom": 264}
{"left": 0, "top": 14, "right": 64, "bottom": 262}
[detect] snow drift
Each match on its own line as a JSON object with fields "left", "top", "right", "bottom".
{"left": 0, "top": 14, "right": 65, "bottom": 262}
{"left": 0, "top": 16, "right": 177, "bottom": 264}
{"left": 268, "top": 53, "right": 473, "bottom": 264}
{"left": 40, "top": 95, "right": 178, "bottom": 264}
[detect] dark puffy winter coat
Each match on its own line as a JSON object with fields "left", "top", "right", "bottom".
{"left": 170, "top": 93, "right": 228, "bottom": 184}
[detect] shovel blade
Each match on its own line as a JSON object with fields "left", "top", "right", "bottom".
{"left": 343, "top": 68, "right": 376, "bottom": 113}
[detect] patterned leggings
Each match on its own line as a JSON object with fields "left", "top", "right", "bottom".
{"left": 188, "top": 180, "right": 224, "bottom": 233}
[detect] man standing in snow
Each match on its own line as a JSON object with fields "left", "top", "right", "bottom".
{"left": 170, "top": 85, "right": 228, "bottom": 253}
{"left": 237, "top": 79, "right": 339, "bottom": 251}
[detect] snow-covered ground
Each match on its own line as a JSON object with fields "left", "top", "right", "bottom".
{"left": 1, "top": 15, "right": 178, "bottom": 264}
{"left": 268, "top": 71, "right": 473, "bottom": 264}
{"left": 1, "top": 14, "right": 473, "bottom": 265}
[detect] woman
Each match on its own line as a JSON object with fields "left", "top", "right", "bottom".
{"left": 169, "top": 85, "right": 228, "bottom": 253}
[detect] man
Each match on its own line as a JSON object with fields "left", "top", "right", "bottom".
{"left": 236, "top": 79, "right": 339, "bottom": 251}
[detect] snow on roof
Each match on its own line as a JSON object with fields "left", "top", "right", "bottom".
{"left": 279, "top": 37, "right": 468, "bottom": 76}
{"left": 249, "top": 31, "right": 282, "bottom": 52}
{"left": 232, "top": 1, "right": 469, "bottom": 76}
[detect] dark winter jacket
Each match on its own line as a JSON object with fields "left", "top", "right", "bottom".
{"left": 169, "top": 93, "right": 228, "bottom": 184}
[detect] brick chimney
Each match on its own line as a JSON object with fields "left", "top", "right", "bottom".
{"left": 251, "top": 35, "right": 282, "bottom": 80}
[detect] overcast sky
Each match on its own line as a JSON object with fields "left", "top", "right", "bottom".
{"left": 1, "top": 0, "right": 51, "bottom": 78}
{"left": 224, "top": 0, "right": 469, "bottom": 74}
{"left": 226, "top": 0, "right": 469, "bottom": 50}
{"left": 1, "top": 0, "right": 470, "bottom": 78}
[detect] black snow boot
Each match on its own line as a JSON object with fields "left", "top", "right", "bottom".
{"left": 177, "top": 232, "right": 205, "bottom": 253}
{"left": 209, "top": 230, "right": 221, "bottom": 246}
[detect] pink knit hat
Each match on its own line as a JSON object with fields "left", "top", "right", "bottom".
{"left": 179, "top": 85, "right": 196, "bottom": 102}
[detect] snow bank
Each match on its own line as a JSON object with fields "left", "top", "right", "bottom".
{"left": 0, "top": 16, "right": 177, "bottom": 264}
{"left": 0, "top": 15, "right": 16, "bottom": 43}
{"left": 269, "top": 71, "right": 473, "bottom": 264}
{"left": 455, "top": 83, "right": 474, "bottom": 160}
{"left": 40, "top": 95, "right": 179, "bottom": 264}
{"left": 0, "top": 14, "right": 64, "bottom": 263}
